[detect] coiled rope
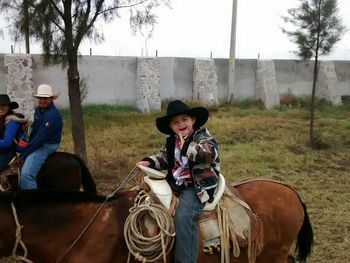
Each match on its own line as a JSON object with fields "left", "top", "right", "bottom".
{"left": 124, "top": 192, "right": 175, "bottom": 262}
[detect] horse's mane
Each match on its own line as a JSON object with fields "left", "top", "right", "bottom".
{"left": 0, "top": 189, "right": 107, "bottom": 204}
{"left": 0, "top": 188, "right": 138, "bottom": 205}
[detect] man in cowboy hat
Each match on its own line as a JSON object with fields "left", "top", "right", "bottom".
{"left": 0, "top": 94, "right": 27, "bottom": 171}
{"left": 19, "top": 84, "right": 63, "bottom": 189}
{"left": 137, "top": 100, "right": 220, "bottom": 262}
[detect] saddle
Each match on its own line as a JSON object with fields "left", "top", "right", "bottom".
{"left": 137, "top": 165, "right": 261, "bottom": 263}
{"left": 0, "top": 157, "right": 21, "bottom": 191}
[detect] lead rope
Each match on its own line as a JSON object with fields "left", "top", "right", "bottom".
{"left": 56, "top": 166, "right": 141, "bottom": 263}
{"left": 10, "top": 202, "right": 34, "bottom": 263}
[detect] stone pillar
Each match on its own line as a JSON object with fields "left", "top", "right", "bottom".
{"left": 193, "top": 59, "right": 219, "bottom": 107}
{"left": 136, "top": 57, "right": 161, "bottom": 113}
{"left": 4, "top": 54, "right": 35, "bottom": 120}
{"left": 256, "top": 59, "right": 280, "bottom": 109}
{"left": 316, "top": 61, "right": 341, "bottom": 105}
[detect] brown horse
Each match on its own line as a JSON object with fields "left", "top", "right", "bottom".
{"left": 3, "top": 152, "right": 97, "bottom": 193}
{"left": 0, "top": 180, "right": 313, "bottom": 263}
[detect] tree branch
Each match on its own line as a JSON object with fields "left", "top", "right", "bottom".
{"left": 98, "top": 0, "right": 150, "bottom": 15}
{"left": 49, "top": 0, "right": 64, "bottom": 18}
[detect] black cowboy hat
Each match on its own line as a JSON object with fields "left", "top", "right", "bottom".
{"left": 156, "top": 100, "right": 209, "bottom": 134}
{"left": 0, "top": 94, "right": 19, "bottom": 110}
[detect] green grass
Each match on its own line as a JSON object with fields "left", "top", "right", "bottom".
{"left": 57, "top": 99, "right": 350, "bottom": 263}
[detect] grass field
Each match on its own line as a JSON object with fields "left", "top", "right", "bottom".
{"left": 46, "top": 99, "right": 350, "bottom": 262}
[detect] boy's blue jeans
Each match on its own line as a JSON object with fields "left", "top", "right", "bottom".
{"left": 174, "top": 186, "right": 205, "bottom": 263}
{"left": 20, "top": 143, "right": 59, "bottom": 189}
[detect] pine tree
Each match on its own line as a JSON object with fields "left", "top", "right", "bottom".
{"left": 282, "top": 0, "right": 345, "bottom": 147}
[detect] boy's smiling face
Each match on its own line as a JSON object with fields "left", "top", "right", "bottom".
{"left": 169, "top": 114, "right": 196, "bottom": 137}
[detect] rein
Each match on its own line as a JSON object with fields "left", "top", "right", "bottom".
{"left": 56, "top": 166, "right": 141, "bottom": 263}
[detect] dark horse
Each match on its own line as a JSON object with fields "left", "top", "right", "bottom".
{"left": 0, "top": 180, "right": 313, "bottom": 263}
{"left": 2, "top": 152, "right": 97, "bottom": 193}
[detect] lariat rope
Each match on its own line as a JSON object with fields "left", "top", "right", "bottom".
{"left": 10, "top": 202, "right": 33, "bottom": 263}
{"left": 124, "top": 191, "right": 175, "bottom": 263}
{"left": 56, "top": 166, "right": 141, "bottom": 263}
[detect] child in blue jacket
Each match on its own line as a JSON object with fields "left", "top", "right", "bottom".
{"left": 0, "top": 94, "right": 27, "bottom": 171}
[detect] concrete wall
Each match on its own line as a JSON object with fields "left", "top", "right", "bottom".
{"left": 31, "top": 55, "right": 138, "bottom": 107}
{"left": 1, "top": 54, "right": 349, "bottom": 108}
{"left": 159, "top": 57, "right": 194, "bottom": 100}
{"left": 228, "top": 59, "right": 257, "bottom": 100}
{"left": 274, "top": 60, "right": 315, "bottom": 96}
{"left": 334, "top": 61, "right": 350, "bottom": 96}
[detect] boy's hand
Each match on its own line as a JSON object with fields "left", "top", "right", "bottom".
{"left": 137, "top": 161, "right": 151, "bottom": 167}
{"left": 178, "top": 133, "right": 184, "bottom": 149}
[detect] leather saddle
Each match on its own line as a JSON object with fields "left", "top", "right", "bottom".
{"left": 137, "top": 166, "right": 261, "bottom": 262}
{"left": 0, "top": 157, "right": 22, "bottom": 191}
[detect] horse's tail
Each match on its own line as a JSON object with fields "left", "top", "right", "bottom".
{"left": 295, "top": 200, "right": 313, "bottom": 262}
{"left": 72, "top": 155, "right": 97, "bottom": 194}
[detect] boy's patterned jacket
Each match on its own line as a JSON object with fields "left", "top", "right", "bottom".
{"left": 143, "top": 128, "right": 220, "bottom": 203}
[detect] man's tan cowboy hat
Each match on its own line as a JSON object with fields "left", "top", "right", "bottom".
{"left": 34, "top": 84, "right": 60, "bottom": 99}
{"left": 0, "top": 94, "right": 19, "bottom": 110}
{"left": 156, "top": 100, "right": 209, "bottom": 134}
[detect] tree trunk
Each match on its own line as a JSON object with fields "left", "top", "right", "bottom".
{"left": 67, "top": 52, "right": 87, "bottom": 163}
{"left": 310, "top": 58, "right": 318, "bottom": 146}
{"left": 310, "top": 0, "right": 322, "bottom": 147}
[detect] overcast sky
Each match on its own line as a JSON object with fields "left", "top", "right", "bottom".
{"left": 0, "top": 0, "right": 349, "bottom": 60}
